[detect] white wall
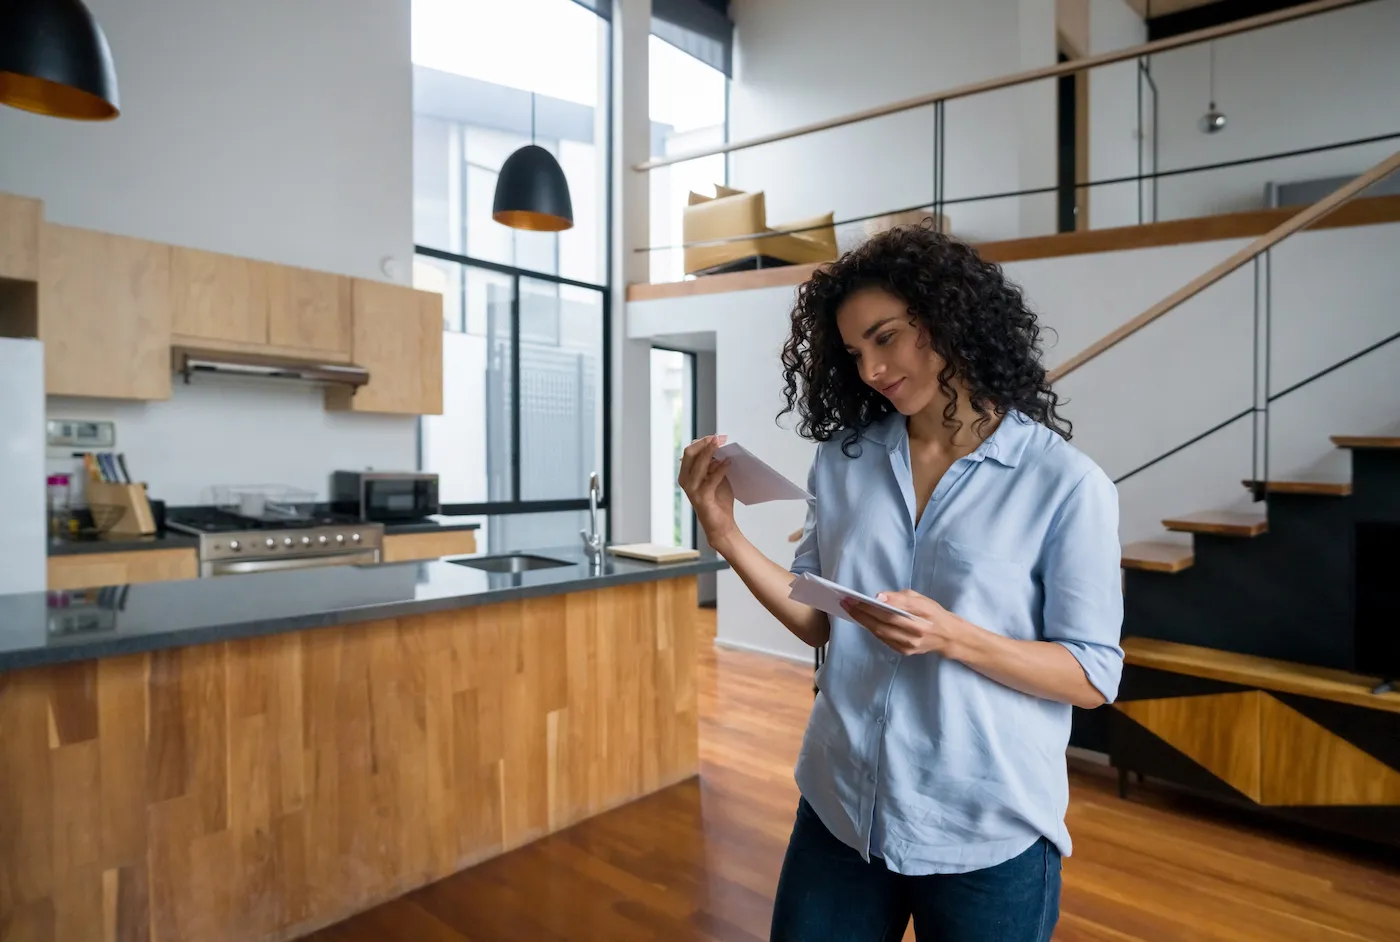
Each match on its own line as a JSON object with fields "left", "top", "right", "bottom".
{"left": 1148, "top": 0, "right": 1400, "bottom": 218}
{"left": 629, "top": 219, "right": 1400, "bottom": 659}
{"left": 49, "top": 380, "right": 418, "bottom": 507}
{"left": 1088, "top": 0, "right": 1147, "bottom": 229}
{"left": 726, "top": 0, "right": 1059, "bottom": 243}
{"left": 0, "top": 0, "right": 419, "bottom": 501}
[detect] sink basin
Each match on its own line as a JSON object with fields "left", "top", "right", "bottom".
{"left": 449, "top": 553, "right": 574, "bottom": 574}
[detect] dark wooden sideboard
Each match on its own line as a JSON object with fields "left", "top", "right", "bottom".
{"left": 1110, "top": 637, "right": 1400, "bottom": 846}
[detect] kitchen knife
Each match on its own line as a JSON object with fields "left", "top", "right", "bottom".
{"left": 116, "top": 454, "right": 132, "bottom": 484}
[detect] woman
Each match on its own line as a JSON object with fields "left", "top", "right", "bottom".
{"left": 678, "top": 226, "right": 1123, "bottom": 942}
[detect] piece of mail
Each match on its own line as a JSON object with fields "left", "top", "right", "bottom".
{"left": 713, "top": 442, "right": 812, "bottom": 505}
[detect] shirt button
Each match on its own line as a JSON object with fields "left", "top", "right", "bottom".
{"left": 888, "top": 653, "right": 898, "bottom": 664}
{"left": 876, "top": 715, "right": 885, "bottom": 726}
{"left": 867, "top": 773, "right": 876, "bottom": 783}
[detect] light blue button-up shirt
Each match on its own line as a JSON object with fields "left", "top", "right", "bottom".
{"left": 790, "top": 410, "right": 1124, "bottom": 875}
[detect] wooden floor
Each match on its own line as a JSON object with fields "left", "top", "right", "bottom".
{"left": 308, "top": 609, "right": 1400, "bottom": 941}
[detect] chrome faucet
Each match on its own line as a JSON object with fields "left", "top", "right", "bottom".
{"left": 580, "top": 471, "right": 603, "bottom": 562}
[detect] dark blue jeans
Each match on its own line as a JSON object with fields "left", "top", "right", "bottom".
{"left": 770, "top": 799, "right": 1061, "bottom": 942}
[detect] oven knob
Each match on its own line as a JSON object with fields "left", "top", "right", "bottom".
{"left": 335, "top": 534, "right": 345, "bottom": 544}
{"left": 283, "top": 537, "right": 294, "bottom": 548}
{"left": 265, "top": 538, "right": 276, "bottom": 549}
{"left": 301, "top": 536, "right": 312, "bottom": 546}
{"left": 352, "top": 533, "right": 361, "bottom": 543}
{"left": 229, "top": 540, "right": 241, "bottom": 551}
{"left": 318, "top": 535, "right": 328, "bottom": 545}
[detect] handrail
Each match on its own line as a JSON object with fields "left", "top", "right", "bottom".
{"left": 635, "top": 0, "right": 1370, "bottom": 172}
{"left": 633, "top": 130, "right": 1400, "bottom": 254}
{"left": 1048, "top": 148, "right": 1400, "bottom": 382}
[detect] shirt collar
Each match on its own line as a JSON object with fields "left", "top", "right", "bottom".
{"left": 863, "top": 409, "right": 1033, "bottom": 468}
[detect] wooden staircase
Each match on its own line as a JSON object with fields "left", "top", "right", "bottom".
{"left": 1117, "top": 435, "right": 1400, "bottom": 671}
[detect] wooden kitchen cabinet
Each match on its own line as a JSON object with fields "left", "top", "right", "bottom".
{"left": 326, "top": 278, "right": 444, "bottom": 415}
{"left": 382, "top": 529, "right": 477, "bottom": 562}
{"left": 0, "top": 192, "right": 41, "bottom": 283}
{"left": 48, "top": 548, "right": 199, "bottom": 590}
{"left": 170, "top": 246, "right": 270, "bottom": 347}
{"left": 41, "top": 224, "right": 172, "bottom": 399}
{"left": 267, "top": 264, "right": 352, "bottom": 358}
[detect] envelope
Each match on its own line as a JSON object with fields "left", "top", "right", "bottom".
{"left": 713, "top": 442, "right": 812, "bottom": 505}
{"left": 788, "top": 572, "right": 915, "bottom": 622}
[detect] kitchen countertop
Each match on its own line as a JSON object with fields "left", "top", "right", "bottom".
{"left": 46, "top": 516, "right": 481, "bottom": 556}
{"left": 1, "top": 546, "right": 727, "bottom": 670}
{"left": 379, "top": 515, "right": 483, "bottom": 535}
{"left": 46, "top": 531, "right": 203, "bottom": 556}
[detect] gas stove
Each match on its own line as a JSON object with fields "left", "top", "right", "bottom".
{"left": 166, "top": 508, "right": 384, "bottom": 577}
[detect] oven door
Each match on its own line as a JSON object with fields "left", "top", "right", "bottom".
{"left": 362, "top": 476, "right": 439, "bottom": 521}
{"left": 204, "top": 549, "right": 381, "bottom": 577}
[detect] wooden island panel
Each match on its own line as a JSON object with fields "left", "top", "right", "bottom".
{"left": 0, "top": 576, "right": 701, "bottom": 942}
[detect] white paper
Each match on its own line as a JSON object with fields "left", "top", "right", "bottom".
{"left": 713, "top": 442, "right": 812, "bottom": 505}
{"left": 788, "top": 572, "right": 915, "bottom": 622}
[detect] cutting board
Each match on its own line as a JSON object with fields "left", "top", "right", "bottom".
{"left": 607, "top": 543, "right": 701, "bottom": 564}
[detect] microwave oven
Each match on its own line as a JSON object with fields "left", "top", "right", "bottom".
{"left": 331, "top": 471, "right": 440, "bottom": 522}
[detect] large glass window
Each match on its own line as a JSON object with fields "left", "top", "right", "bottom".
{"left": 648, "top": 35, "right": 728, "bottom": 284}
{"left": 412, "top": 0, "right": 611, "bottom": 552}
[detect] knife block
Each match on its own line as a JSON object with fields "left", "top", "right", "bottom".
{"left": 86, "top": 480, "right": 157, "bottom": 536}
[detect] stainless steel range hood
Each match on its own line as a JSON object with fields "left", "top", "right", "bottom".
{"left": 171, "top": 346, "right": 369, "bottom": 388}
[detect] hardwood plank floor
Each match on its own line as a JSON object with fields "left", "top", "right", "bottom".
{"left": 308, "top": 610, "right": 1400, "bottom": 941}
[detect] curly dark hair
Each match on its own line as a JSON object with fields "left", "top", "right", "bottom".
{"left": 778, "top": 224, "right": 1070, "bottom": 456}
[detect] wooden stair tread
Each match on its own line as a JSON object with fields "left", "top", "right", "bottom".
{"left": 1161, "top": 510, "right": 1267, "bottom": 537}
{"left": 1331, "top": 435, "right": 1400, "bottom": 449}
{"left": 1121, "top": 541, "right": 1194, "bottom": 573}
{"left": 1241, "top": 479, "right": 1352, "bottom": 496}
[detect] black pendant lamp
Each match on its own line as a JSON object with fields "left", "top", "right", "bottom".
{"left": 0, "top": 0, "right": 119, "bottom": 120}
{"left": 493, "top": 93, "right": 573, "bottom": 232}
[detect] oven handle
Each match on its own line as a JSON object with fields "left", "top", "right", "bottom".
{"left": 206, "top": 549, "right": 381, "bottom": 577}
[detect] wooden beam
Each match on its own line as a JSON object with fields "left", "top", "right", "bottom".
{"left": 625, "top": 193, "right": 1400, "bottom": 303}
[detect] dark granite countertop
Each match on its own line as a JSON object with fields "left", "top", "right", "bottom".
{"left": 47, "top": 516, "right": 481, "bottom": 556}
{"left": 46, "top": 531, "right": 203, "bottom": 556}
{"left": 1, "top": 547, "right": 727, "bottom": 671}
{"left": 381, "top": 515, "right": 483, "bottom": 535}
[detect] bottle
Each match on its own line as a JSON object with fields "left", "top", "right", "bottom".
{"left": 48, "top": 474, "right": 72, "bottom": 542}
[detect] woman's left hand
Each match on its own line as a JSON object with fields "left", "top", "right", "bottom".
{"left": 840, "top": 590, "right": 965, "bottom": 657}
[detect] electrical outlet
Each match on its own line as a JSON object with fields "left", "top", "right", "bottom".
{"left": 47, "top": 419, "right": 115, "bottom": 449}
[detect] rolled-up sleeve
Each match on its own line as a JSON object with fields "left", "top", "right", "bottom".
{"left": 1041, "top": 468, "right": 1125, "bottom": 702}
{"left": 790, "top": 448, "right": 822, "bottom": 578}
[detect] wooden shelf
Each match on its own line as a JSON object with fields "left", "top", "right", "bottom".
{"left": 1121, "top": 540, "right": 1194, "bottom": 573}
{"left": 1123, "top": 637, "right": 1400, "bottom": 715}
{"left": 1161, "top": 510, "right": 1267, "bottom": 537}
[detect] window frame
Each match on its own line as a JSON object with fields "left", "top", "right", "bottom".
{"left": 414, "top": 248, "right": 612, "bottom": 524}
{"left": 413, "top": 3, "right": 614, "bottom": 533}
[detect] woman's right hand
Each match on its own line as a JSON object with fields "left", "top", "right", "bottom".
{"left": 679, "top": 435, "right": 737, "bottom": 551}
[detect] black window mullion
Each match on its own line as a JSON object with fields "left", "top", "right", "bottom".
{"left": 510, "top": 272, "right": 522, "bottom": 503}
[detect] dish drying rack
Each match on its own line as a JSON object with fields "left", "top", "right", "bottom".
{"left": 212, "top": 485, "right": 319, "bottom": 522}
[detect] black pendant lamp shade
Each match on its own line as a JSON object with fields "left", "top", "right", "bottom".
{"left": 492, "top": 143, "right": 574, "bottom": 232}
{"left": 0, "top": 0, "right": 119, "bottom": 120}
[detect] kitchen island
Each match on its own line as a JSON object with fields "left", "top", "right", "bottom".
{"left": 0, "top": 548, "right": 726, "bottom": 942}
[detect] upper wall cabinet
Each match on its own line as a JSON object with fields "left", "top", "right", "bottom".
{"left": 0, "top": 193, "right": 41, "bottom": 283}
{"left": 267, "top": 265, "right": 353, "bottom": 359}
{"left": 41, "top": 224, "right": 172, "bottom": 400}
{"left": 327, "top": 280, "right": 443, "bottom": 415}
{"left": 171, "top": 247, "right": 270, "bottom": 347}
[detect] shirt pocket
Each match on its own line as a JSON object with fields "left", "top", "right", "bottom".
{"left": 925, "top": 539, "right": 1037, "bottom": 640}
